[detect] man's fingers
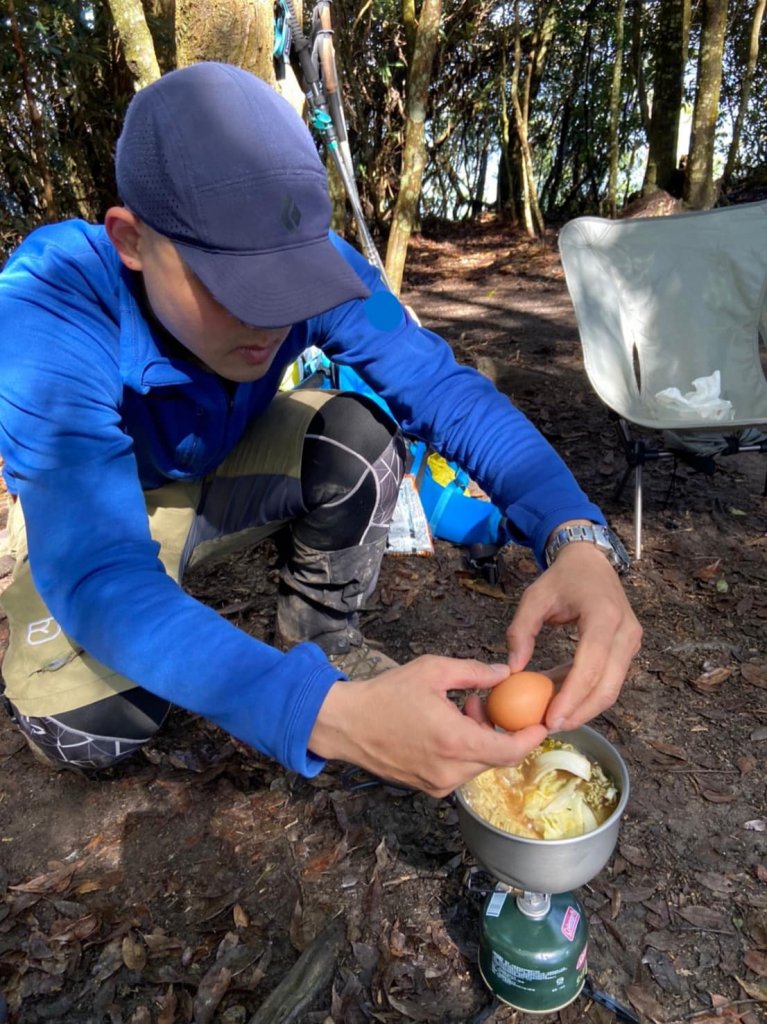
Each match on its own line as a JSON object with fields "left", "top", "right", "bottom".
{"left": 417, "top": 656, "right": 510, "bottom": 692}
{"left": 461, "top": 719, "right": 549, "bottom": 768}
{"left": 545, "top": 626, "right": 634, "bottom": 730}
{"left": 505, "top": 585, "right": 549, "bottom": 672}
{"left": 462, "top": 692, "right": 489, "bottom": 724}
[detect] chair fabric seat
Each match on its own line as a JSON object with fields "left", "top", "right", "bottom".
{"left": 559, "top": 202, "right": 767, "bottom": 431}
{"left": 558, "top": 200, "right": 767, "bottom": 557}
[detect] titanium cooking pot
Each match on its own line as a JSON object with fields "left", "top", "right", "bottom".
{"left": 455, "top": 725, "right": 630, "bottom": 894}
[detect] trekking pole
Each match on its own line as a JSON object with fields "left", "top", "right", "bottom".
{"left": 280, "top": 0, "right": 392, "bottom": 288}
{"left": 311, "top": 2, "right": 355, "bottom": 183}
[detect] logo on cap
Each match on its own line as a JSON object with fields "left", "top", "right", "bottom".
{"left": 281, "top": 195, "right": 302, "bottom": 233}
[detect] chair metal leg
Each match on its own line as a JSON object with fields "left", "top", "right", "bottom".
{"left": 614, "top": 461, "right": 634, "bottom": 502}
{"left": 634, "top": 464, "right": 642, "bottom": 560}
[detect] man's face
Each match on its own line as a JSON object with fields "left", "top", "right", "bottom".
{"left": 111, "top": 214, "right": 291, "bottom": 382}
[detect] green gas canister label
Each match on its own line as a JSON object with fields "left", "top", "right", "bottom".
{"left": 489, "top": 949, "right": 568, "bottom": 992}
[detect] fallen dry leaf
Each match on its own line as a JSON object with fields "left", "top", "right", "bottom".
{"left": 619, "top": 843, "right": 652, "bottom": 868}
{"left": 157, "top": 985, "right": 178, "bottom": 1024}
{"left": 233, "top": 903, "right": 249, "bottom": 929}
{"left": 741, "top": 663, "right": 767, "bottom": 689}
{"left": 626, "top": 982, "right": 665, "bottom": 1020}
{"left": 91, "top": 936, "right": 125, "bottom": 984}
{"left": 617, "top": 884, "right": 657, "bottom": 902}
{"left": 692, "top": 665, "right": 733, "bottom": 691}
{"left": 143, "top": 930, "right": 184, "bottom": 956}
{"left": 388, "top": 919, "right": 408, "bottom": 958}
{"left": 701, "top": 787, "right": 738, "bottom": 803}
{"left": 737, "top": 755, "right": 758, "bottom": 775}
{"left": 192, "top": 964, "right": 232, "bottom": 1024}
{"left": 678, "top": 905, "right": 731, "bottom": 930}
{"left": 700, "top": 992, "right": 757, "bottom": 1020}
{"left": 737, "top": 976, "right": 767, "bottom": 1002}
{"left": 694, "top": 560, "right": 722, "bottom": 581}
{"left": 122, "top": 933, "right": 147, "bottom": 972}
{"left": 301, "top": 836, "right": 349, "bottom": 879}
{"left": 696, "top": 872, "right": 736, "bottom": 894}
{"left": 9, "top": 865, "right": 75, "bottom": 895}
{"left": 49, "top": 912, "right": 100, "bottom": 944}
{"left": 74, "top": 869, "right": 123, "bottom": 895}
{"left": 744, "top": 950, "right": 767, "bottom": 977}
{"left": 646, "top": 738, "right": 688, "bottom": 761}
{"left": 642, "top": 947, "right": 681, "bottom": 993}
{"left": 459, "top": 577, "right": 515, "bottom": 601}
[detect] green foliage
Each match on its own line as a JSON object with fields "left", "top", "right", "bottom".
{"left": 2, "top": 0, "right": 765, "bottom": 261}
{"left": 0, "top": 1, "right": 133, "bottom": 262}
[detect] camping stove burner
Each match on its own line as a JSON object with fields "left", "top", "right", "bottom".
{"left": 457, "top": 727, "right": 637, "bottom": 1018}
{"left": 464, "top": 871, "right": 638, "bottom": 1020}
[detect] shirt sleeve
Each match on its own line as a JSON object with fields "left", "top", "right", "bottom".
{"left": 0, "top": 251, "right": 340, "bottom": 777}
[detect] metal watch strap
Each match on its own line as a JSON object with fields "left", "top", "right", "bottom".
{"left": 544, "top": 524, "right": 630, "bottom": 575}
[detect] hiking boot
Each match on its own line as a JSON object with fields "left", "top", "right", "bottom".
{"left": 278, "top": 624, "right": 399, "bottom": 680}
{"left": 323, "top": 632, "right": 400, "bottom": 681}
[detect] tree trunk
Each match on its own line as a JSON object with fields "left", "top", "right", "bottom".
{"left": 471, "top": 146, "right": 489, "bottom": 217}
{"left": 608, "top": 0, "right": 625, "bottom": 216}
{"left": 629, "top": 0, "right": 651, "bottom": 136}
{"left": 105, "top": 0, "right": 162, "bottom": 89}
{"left": 7, "top": 0, "right": 57, "bottom": 217}
{"left": 175, "top": 0, "right": 276, "bottom": 82}
{"left": 510, "top": 2, "right": 544, "bottom": 237}
{"left": 685, "top": 0, "right": 728, "bottom": 209}
{"left": 722, "top": 0, "right": 766, "bottom": 185}
{"left": 385, "top": 0, "right": 443, "bottom": 296}
{"left": 540, "top": 43, "right": 583, "bottom": 214}
{"left": 642, "top": 0, "right": 690, "bottom": 194}
{"left": 497, "top": 50, "right": 518, "bottom": 224}
{"left": 144, "top": 0, "right": 178, "bottom": 73}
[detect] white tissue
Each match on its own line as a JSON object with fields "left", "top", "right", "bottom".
{"left": 654, "top": 370, "right": 734, "bottom": 421}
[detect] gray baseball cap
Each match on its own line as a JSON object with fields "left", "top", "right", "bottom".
{"left": 116, "top": 62, "right": 370, "bottom": 327}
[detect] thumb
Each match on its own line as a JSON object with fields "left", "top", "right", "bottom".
{"left": 481, "top": 722, "right": 550, "bottom": 767}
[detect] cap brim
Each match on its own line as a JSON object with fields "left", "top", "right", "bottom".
{"left": 173, "top": 235, "right": 371, "bottom": 328}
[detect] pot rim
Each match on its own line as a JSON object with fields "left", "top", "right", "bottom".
{"left": 454, "top": 724, "right": 630, "bottom": 848}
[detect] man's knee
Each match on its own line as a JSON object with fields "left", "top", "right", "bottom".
{"left": 310, "top": 391, "right": 402, "bottom": 457}
{"left": 7, "top": 688, "right": 170, "bottom": 772}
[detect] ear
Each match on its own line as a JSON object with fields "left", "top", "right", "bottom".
{"left": 105, "top": 207, "right": 145, "bottom": 271}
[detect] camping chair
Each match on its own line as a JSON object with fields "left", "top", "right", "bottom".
{"left": 558, "top": 200, "right": 767, "bottom": 558}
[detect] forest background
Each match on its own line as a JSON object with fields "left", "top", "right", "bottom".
{"left": 2, "top": 0, "right": 766, "bottom": 287}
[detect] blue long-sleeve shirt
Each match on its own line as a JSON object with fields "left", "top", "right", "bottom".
{"left": 0, "top": 220, "right": 605, "bottom": 774}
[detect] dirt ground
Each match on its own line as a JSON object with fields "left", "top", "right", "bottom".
{"left": 0, "top": 220, "right": 765, "bottom": 1024}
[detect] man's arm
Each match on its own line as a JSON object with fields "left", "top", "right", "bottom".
{"left": 312, "top": 242, "right": 642, "bottom": 733}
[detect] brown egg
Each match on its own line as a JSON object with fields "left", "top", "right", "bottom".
{"left": 486, "top": 671, "right": 555, "bottom": 731}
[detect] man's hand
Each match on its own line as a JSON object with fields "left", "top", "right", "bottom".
{"left": 308, "top": 658, "right": 548, "bottom": 798}
{"left": 506, "top": 541, "right": 642, "bottom": 731}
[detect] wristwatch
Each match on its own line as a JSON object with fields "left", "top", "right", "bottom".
{"left": 544, "top": 524, "right": 630, "bottom": 575}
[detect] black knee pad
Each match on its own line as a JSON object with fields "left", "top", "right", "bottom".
{"left": 299, "top": 392, "right": 405, "bottom": 549}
